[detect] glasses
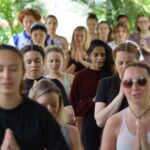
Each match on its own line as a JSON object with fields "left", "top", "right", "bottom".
{"left": 122, "top": 76, "right": 148, "bottom": 88}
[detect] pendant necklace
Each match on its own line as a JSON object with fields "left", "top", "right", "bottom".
{"left": 129, "top": 106, "right": 150, "bottom": 121}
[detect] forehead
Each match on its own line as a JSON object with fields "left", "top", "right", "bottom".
{"left": 23, "top": 51, "right": 43, "bottom": 59}
{"left": 46, "top": 17, "right": 57, "bottom": 23}
{"left": 47, "top": 51, "right": 62, "bottom": 58}
{"left": 38, "top": 92, "right": 59, "bottom": 103}
{"left": 115, "top": 51, "right": 136, "bottom": 60}
{"left": 23, "top": 15, "right": 34, "bottom": 21}
{"left": 31, "top": 29, "right": 46, "bottom": 34}
{"left": 99, "top": 23, "right": 109, "bottom": 28}
{"left": 74, "top": 30, "right": 86, "bottom": 36}
{"left": 0, "top": 50, "right": 22, "bottom": 64}
{"left": 138, "top": 16, "right": 149, "bottom": 21}
{"left": 123, "top": 66, "right": 149, "bottom": 79}
{"left": 87, "top": 18, "right": 97, "bottom": 23}
{"left": 92, "top": 46, "right": 106, "bottom": 53}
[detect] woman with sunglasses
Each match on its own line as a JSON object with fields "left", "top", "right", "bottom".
{"left": 101, "top": 62, "right": 150, "bottom": 150}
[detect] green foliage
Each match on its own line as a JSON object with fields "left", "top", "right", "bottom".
{"left": 0, "top": 0, "right": 45, "bottom": 43}
{"left": 74, "top": 0, "right": 150, "bottom": 32}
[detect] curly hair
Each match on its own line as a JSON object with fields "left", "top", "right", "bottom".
{"left": 18, "top": 8, "right": 41, "bottom": 23}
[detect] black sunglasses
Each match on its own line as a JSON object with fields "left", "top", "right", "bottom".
{"left": 122, "top": 76, "right": 148, "bottom": 88}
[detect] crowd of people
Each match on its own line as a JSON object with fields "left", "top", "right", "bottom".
{"left": 0, "top": 7, "right": 150, "bottom": 150}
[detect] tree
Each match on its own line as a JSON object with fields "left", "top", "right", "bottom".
{"left": 74, "top": 0, "right": 150, "bottom": 31}
{"left": 0, "top": 0, "right": 45, "bottom": 43}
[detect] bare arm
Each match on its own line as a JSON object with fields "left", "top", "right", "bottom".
{"left": 62, "top": 37, "right": 69, "bottom": 51}
{"left": 67, "top": 124, "right": 82, "bottom": 150}
{"left": 101, "top": 115, "right": 119, "bottom": 150}
{"left": 95, "top": 89, "right": 124, "bottom": 127}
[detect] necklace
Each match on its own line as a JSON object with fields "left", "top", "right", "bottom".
{"left": 130, "top": 106, "right": 150, "bottom": 150}
{"left": 129, "top": 106, "right": 150, "bottom": 120}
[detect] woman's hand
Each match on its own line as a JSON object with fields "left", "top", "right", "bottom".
{"left": 133, "top": 120, "right": 149, "bottom": 150}
{"left": 1, "top": 129, "right": 20, "bottom": 150}
{"left": 140, "top": 39, "right": 150, "bottom": 53}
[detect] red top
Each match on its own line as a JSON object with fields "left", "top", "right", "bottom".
{"left": 70, "top": 68, "right": 102, "bottom": 116}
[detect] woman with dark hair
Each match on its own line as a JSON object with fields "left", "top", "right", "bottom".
{"left": 30, "top": 22, "right": 48, "bottom": 48}
{"left": 86, "top": 12, "right": 99, "bottom": 42}
{"left": 21, "top": 44, "right": 75, "bottom": 124}
{"left": 0, "top": 44, "right": 69, "bottom": 150}
{"left": 130, "top": 14, "right": 150, "bottom": 64}
{"left": 45, "top": 15, "right": 68, "bottom": 51}
{"left": 20, "top": 45, "right": 69, "bottom": 106}
{"left": 70, "top": 39, "right": 114, "bottom": 150}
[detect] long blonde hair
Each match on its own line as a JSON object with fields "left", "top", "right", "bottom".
{"left": 70, "top": 26, "right": 89, "bottom": 55}
{"left": 29, "top": 79, "right": 67, "bottom": 125}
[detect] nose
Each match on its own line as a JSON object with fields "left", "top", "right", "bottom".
{"left": 2, "top": 69, "right": 10, "bottom": 78}
{"left": 131, "top": 82, "right": 139, "bottom": 90}
{"left": 31, "top": 61, "right": 37, "bottom": 67}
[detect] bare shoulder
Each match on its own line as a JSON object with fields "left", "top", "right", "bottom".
{"left": 66, "top": 124, "right": 81, "bottom": 150}
{"left": 57, "top": 35, "right": 68, "bottom": 42}
{"left": 105, "top": 110, "right": 124, "bottom": 135}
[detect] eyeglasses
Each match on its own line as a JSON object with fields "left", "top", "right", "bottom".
{"left": 122, "top": 76, "right": 149, "bottom": 88}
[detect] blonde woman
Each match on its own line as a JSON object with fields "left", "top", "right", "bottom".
{"left": 66, "top": 26, "right": 90, "bottom": 74}
{"left": 29, "top": 79, "right": 81, "bottom": 150}
{"left": 45, "top": 46, "right": 75, "bottom": 124}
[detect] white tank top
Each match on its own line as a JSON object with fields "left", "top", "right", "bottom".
{"left": 117, "top": 109, "right": 150, "bottom": 150}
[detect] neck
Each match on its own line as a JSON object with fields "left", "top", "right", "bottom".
{"left": 99, "top": 35, "right": 108, "bottom": 42}
{"left": 26, "top": 74, "right": 41, "bottom": 80}
{"left": 0, "top": 94, "right": 22, "bottom": 110}
{"left": 140, "top": 30, "right": 150, "bottom": 38}
{"left": 48, "top": 71, "right": 61, "bottom": 78}
{"left": 129, "top": 103, "right": 150, "bottom": 119}
{"left": 116, "top": 39, "right": 124, "bottom": 45}
{"left": 90, "top": 65, "right": 101, "bottom": 71}
{"left": 48, "top": 32, "right": 56, "bottom": 38}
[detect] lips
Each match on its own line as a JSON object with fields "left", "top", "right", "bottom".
{"left": 1, "top": 83, "right": 13, "bottom": 88}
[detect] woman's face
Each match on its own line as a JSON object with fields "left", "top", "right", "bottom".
{"left": 45, "top": 17, "right": 58, "bottom": 34}
{"left": 37, "top": 92, "right": 60, "bottom": 118}
{"left": 90, "top": 46, "right": 106, "bottom": 70}
{"left": 46, "top": 51, "right": 63, "bottom": 73}
{"left": 23, "top": 51, "right": 44, "bottom": 79}
{"left": 0, "top": 50, "right": 24, "bottom": 96}
{"left": 31, "top": 30, "right": 47, "bottom": 47}
{"left": 122, "top": 66, "right": 150, "bottom": 105}
{"left": 98, "top": 23, "right": 110, "bottom": 37}
{"left": 137, "top": 16, "right": 150, "bottom": 32}
{"left": 115, "top": 51, "right": 137, "bottom": 78}
{"left": 73, "top": 30, "right": 86, "bottom": 48}
{"left": 86, "top": 18, "right": 98, "bottom": 33}
{"left": 115, "top": 27, "right": 128, "bottom": 42}
{"left": 22, "top": 15, "right": 36, "bottom": 33}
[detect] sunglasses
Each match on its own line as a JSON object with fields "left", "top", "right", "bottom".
{"left": 122, "top": 76, "right": 148, "bottom": 88}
